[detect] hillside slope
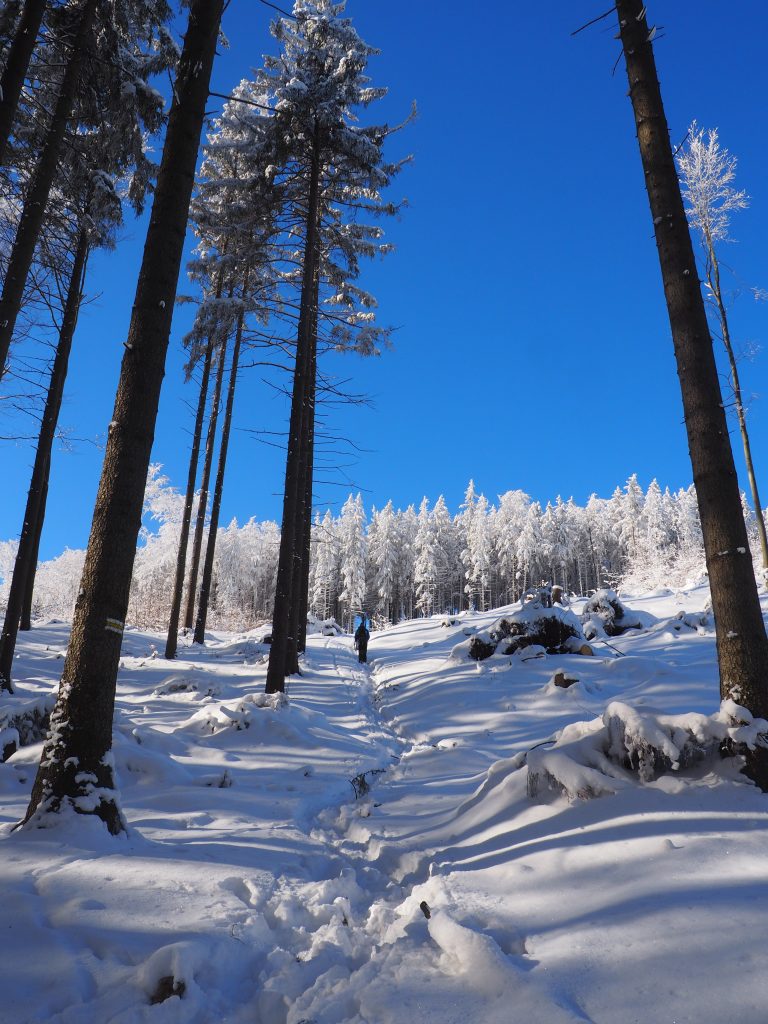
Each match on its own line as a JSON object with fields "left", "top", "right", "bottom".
{"left": 1, "top": 586, "right": 767, "bottom": 1023}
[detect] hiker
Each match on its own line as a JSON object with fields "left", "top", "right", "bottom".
{"left": 354, "top": 617, "right": 370, "bottom": 664}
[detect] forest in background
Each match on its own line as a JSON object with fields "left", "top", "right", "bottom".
{"left": 3, "top": 469, "right": 763, "bottom": 632}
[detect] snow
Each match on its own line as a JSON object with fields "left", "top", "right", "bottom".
{"left": 1, "top": 585, "right": 768, "bottom": 1022}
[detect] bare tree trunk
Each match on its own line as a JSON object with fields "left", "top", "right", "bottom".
{"left": 164, "top": 337, "right": 213, "bottom": 658}
{"left": 0, "top": 0, "right": 96, "bottom": 377}
{"left": 0, "top": 225, "right": 88, "bottom": 691}
{"left": 0, "top": 0, "right": 47, "bottom": 167}
{"left": 706, "top": 253, "right": 768, "bottom": 573}
{"left": 19, "top": 472, "right": 45, "bottom": 630}
{"left": 617, "top": 0, "right": 768, "bottom": 785}
{"left": 21, "top": 0, "right": 225, "bottom": 834}
{"left": 266, "top": 131, "right": 322, "bottom": 694}
{"left": 167, "top": 263, "right": 229, "bottom": 652}
{"left": 294, "top": 268, "right": 319, "bottom": 657}
{"left": 184, "top": 332, "right": 228, "bottom": 630}
{"left": 193, "top": 286, "right": 247, "bottom": 644}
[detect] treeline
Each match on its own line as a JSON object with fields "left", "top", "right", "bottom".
{"left": 5, "top": 472, "right": 763, "bottom": 632}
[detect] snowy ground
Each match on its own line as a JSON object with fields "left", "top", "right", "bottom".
{"left": 2, "top": 585, "right": 768, "bottom": 1023}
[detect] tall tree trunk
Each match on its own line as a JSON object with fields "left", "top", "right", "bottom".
{"left": 193, "top": 286, "right": 248, "bottom": 644}
{"left": 266, "top": 129, "right": 322, "bottom": 694}
{"left": 21, "top": 0, "right": 225, "bottom": 834}
{"left": 295, "top": 269, "right": 320, "bottom": 656}
{"left": 164, "top": 335, "right": 214, "bottom": 658}
{"left": 0, "top": 0, "right": 96, "bottom": 377}
{"left": 19, "top": 472, "right": 46, "bottom": 630}
{"left": 616, "top": 0, "right": 768, "bottom": 786}
{"left": 184, "top": 331, "right": 228, "bottom": 630}
{"left": 0, "top": 225, "right": 88, "bottom": 692}
{"left": 0, "top": 0, "right": 47, "bottom": 167}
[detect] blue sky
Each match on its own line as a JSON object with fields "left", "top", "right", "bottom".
{"left": 3, "top": 0, "right": 767, "bottom": 560}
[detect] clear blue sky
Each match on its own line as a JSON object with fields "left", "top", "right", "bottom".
{"left": 3, "top": 0, "right": 767, "bottom": 560}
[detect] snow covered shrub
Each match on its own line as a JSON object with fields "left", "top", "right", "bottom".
{"left": 581, "top": 589, "right": 642, "bottom": 639}
{"left": 527, "top": 700, "right": 768, "bottom": 800}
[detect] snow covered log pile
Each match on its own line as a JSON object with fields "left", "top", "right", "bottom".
{"left": 580, "top": 589, "right": 644, "bottom": 640}
{"left": 527, "top": 699, "right": 768, "bottom": 800}
{"left": 455, "top": 603, "right": 592, "bottom": 662}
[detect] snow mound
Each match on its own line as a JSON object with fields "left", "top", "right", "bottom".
{"left": 176, "top": 691, "right": 290, "bottom": 736}
{"left": 527, "top": 699, "right": 768, "bottom": 800}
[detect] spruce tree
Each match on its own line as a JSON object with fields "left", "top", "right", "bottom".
{"left": 0, "top": 0, "right": 173, "bottom": 377}
{"left": 260, "top": 0, "right": 406, "bottom": 692}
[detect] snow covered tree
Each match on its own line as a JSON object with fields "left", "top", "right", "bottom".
{"left": 671, "top": 485, "right": 704, "bottom": 586}
{"left": 495, "top": 489, "right": 530, "bottom": 603}
{"left": 0, "top": 0, "right": 173, "bottom": 379}
{"left": 432, "top": 495, "right": 460, "bottom": 612}
{"left": 457, "top": 480, "right": 477, "bottom": 609}
{"left": 616, "top": 0, "right": 768, "bottom": 787}
{"left": 394, "top": 504, "right": 417, "bottom": 621}
{"left": 310, "top": 509, "right": 339, "bottom": 621}
{"left": 414, "top": 497, "right": 438, "bottom": 617}
{"left": 516, "top": 500, "right": 543, "bottom": 595}
{"left": 463, "top": 493, "right": 492, "bottom": 611}
{"left": 337, "top": 493, "right": 367, "bottom": 629}
{"left": 264, "top": 0, "right": 407, "bottom": 691}
{"left": 677, "top": 124, "right": 768, "bottom": 576}
{"left": 368, "top": 500, "right": 399, "bottom": 622}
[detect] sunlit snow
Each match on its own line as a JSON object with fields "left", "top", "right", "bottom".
{"left": 1, "top": 584, "right": 768, "bottom": 1022}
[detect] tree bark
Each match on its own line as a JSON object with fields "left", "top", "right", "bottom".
{"left": 0, "top": 225, "right": 88, "bottom": 691}
{"left": 266, "top": 130, "right": 321, "bottom": 694}
{"left": 21, "top": 0, "right": 225, "bottom": 834}
{"left": 193, "top": 282, "right": 248, "bottom": 644}
{"left": 0, "top": 0, "right": 96, "bottom": 378}
{"left": 0, "top": 0, "right": 47, "bottom": 167}
{"left": 183, "top": 331, "right": 228, "bottom": 630}
{"left": 616, "top": 0, "right": 768, "bottom": 785}
{"left": 19, "top": 471, "right": 46, "bottom": 630}
{"left": 164, "top": 336, "right": 214, "bottom": 658}
{"left": 295, "top": 268, "right": 320, "bottom": 656}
